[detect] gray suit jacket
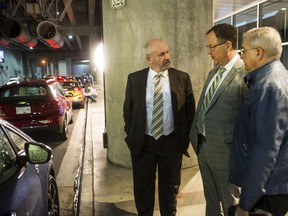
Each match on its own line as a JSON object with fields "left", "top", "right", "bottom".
{"left": 190, "top": 58, "right": 248, "bottom": 168}
{"left": 124, "top": 67, "right": 195, "bottom": 157}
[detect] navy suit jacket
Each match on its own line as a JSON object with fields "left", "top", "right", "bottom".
{"left": 123, "top": 67, "right": 195, "bottom": 156}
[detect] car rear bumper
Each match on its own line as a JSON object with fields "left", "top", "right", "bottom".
{"left": 20, "top": 125, "right": 61, "bottom": 134}
{"left": 4, "top": 116, "right": 64, "bottom": 134}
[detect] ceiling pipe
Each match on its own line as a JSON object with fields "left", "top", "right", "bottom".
{"left": 0, "top": 35, "right": 9, "bottom": 47}
{"left": 1, "top": 19, "right": 38, "bottom": 48}
{"left": 37, "top": 20, "right": 64, "bottom": 49}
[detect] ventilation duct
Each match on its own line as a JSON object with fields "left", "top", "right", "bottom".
{"left": 37, "top": 21, "right": 64, "bottom": 49}
{"left": 1, "top": 19, "right": 38, "bottom": 47}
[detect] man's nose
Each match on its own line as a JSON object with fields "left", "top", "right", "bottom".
{"left": 164, "top": 53, "right": 170, "bottom": 59}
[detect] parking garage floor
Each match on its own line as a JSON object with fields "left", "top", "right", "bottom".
{"left": 78, "top": 85, "right": 206, "bottom": 216}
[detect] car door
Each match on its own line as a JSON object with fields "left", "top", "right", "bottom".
{"left": 55, "top": 82, "right": 73, "bottom": 122}
{"left": 0, "top": 126, "right": 47, "bottom": 216}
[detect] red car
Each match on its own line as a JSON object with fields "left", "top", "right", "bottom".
{"left": 0, "top": 79, "right": 73, "bottom": 140}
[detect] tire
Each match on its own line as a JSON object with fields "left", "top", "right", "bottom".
{"left": 69, "top": 114, "right": 73, "bottom": 124}
{"left": 48, "top": 175, "right": 60, "bottom": 216}
{"left": 58, "top": 117, "right": 68, "bottom": 141}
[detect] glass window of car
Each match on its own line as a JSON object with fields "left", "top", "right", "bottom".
{"left": 5, "top": 127, "right": 27, "bottom": 150}
{"left": 0, "top": 127, "right": 18, "bottom": 185}
{"left": 55, "top": 83, "right": 66, "bottom": 96}
{"left": 0, "top": 86, "right": 47, "bottom": 98}
{"left": 49, "top": 84, "right": 58, "bottom": 97}
{"left": 61, "top": 82, "right": 77, "bottom": 90}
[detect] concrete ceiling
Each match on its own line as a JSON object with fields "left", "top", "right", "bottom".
{"left": 0, "top": 0, "right": 102, "bottom": 62}
{"left": 0, "top": 0, "right": 264, "bottom": 62}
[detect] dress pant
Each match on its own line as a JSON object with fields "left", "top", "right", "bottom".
{"left": 253, "top": 194, "right": 288, "bottom": 216}
{"left": 197, "top": 134, "right": 237, "bottom": 216}
{"left": 131, "top": 132, "right": 183, "bottom": 216}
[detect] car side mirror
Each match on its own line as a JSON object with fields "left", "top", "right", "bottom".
{"left": 24, "top": 142, "right": 52, "bottom": 164}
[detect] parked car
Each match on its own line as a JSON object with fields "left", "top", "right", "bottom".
{"left": 0, "top": 79, "right": 73, "bottom": 140}
{"left": 6, "top": 76, "right": 21, "bottom": 85}
{"left": 0, "top": 118, "right": 59, "bottom": 215}
{"left": 43, "top": 74, "right": 56, "bottom": 80}
{"left": 57, "top": 76, "right": 85, "bottom": 108}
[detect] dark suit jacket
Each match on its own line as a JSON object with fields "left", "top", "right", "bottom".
{"left": 123, "top": 67, "right": 195, "bottom": 157}
{"left": 190, "top": 58, "right": 248, "bottom": 168}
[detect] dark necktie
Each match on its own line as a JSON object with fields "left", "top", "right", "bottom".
{"left": 151, "top": 73, "right": 163, "bottom": 140}
{"left": 197, "top": 67, "right": 226, "bottom": 135}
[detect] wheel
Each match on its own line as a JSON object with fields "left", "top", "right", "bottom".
{"left": 80, "top": 102, "right": 85, "bottom": 109}
{"left": 58, "top": 117, "right": 68, "bottom": 141}
{"left": 69, "top": 114, "right": 73, "bottom": 124}
{"left": 48, "top": 175, "right": 59, "bottom": 216}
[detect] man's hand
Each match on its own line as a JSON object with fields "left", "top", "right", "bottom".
{"left": 235, "top": 206, "right": 249, "bottom": 216}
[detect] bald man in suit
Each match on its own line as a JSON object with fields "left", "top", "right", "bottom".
{"left": 123, "top": 38, "right": 195, "bottom": 216}
{"left": 190, "top": 24, "right": 248, "bottom": 216}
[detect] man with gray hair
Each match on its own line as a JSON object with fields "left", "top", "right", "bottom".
{"left": 123, "top": 38, "right": 195, "bottom": 216}
{"left": 230, "top": 27, "right": 288, "bottom": 216}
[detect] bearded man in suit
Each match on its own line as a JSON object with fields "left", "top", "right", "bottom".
{"left": 123, "top": 38, "right": 195, "bottom": 216}
{"left": 190, "top": 23, "right": 248, "bottom": 216}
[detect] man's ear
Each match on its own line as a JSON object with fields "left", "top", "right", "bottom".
{"left": 146, "top": 56, "right": 151, "bottom": 63}
{"left": 226, "top": 41, "right": 233, "bottom": 50}
{"left": 256, "top": 48, "right": 264, "bottom": 60}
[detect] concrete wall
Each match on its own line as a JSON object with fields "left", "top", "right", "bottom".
{"left": 102, "top": 0, "right": 213, "bottom": 168}
{"left": 0, "top": 49, "right": 23, "bottom": 85}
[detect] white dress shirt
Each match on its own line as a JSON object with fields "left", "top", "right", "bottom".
{"left": 146, "top": 68, "right": 175, "bottom": 136}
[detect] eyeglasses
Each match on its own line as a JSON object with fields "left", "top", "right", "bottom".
{"left": 240, "top": 48, "right": 259, "bottom": 55}
{"left": 206, "top": 41, "right": 227, "bottom": 51}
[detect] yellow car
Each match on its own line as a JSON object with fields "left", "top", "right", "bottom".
{"left": 58, "top": 78, "right": 85, "bottom": 108}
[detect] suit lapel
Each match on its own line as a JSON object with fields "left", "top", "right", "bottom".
{"left": 139, "top": 68, "right": 149, "bottom": 106}
{"left": 197, "top": 67, "right": 219, "bottom": 111}
{"left": 208, "top": 59, "right": 243, "bottom": 110}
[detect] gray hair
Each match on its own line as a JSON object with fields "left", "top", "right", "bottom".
{"left": 143, "top": 38, "right": 166, "bottom": 57}
{"left": 243, "top": 27, "right": 282, "bottom": 58}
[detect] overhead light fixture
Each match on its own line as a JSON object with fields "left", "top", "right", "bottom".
{"left": 37, "top": 21, "right": 64, "bottom": 49}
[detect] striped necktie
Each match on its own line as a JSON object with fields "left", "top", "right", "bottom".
{"left": 197, "top": 67, "right": 226, "bottom": 135}
{"left": 151, "top": 73, "right": 163, "bottom": 140}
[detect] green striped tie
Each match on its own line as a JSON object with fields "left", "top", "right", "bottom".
{"left": 197, "top": 67, "right": 226, "bottom": 135}
{"left": 151, "top": 73, "right": 163, "bottom": 140}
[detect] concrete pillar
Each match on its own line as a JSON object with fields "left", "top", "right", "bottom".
{"left": 102, "top": 0, "right": 213, "bottom": 168}
{"left": 53, "top": 60, "right": 59, "bottom": 76}
{"left": 66, "top": 58, "right": 72, "bottom": 76}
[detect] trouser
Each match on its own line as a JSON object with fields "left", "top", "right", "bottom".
{"left": 197, "top": 134, "right": 238, "bottom": 216}
{"left": 131, "top": 132, "right": 183, "bottom": 216}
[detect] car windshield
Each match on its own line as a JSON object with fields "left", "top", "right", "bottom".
{"left": 61, "top": 82, "right": 79, "bottom": 90}
{"left": 1, "top": 86, "right": 47, "bottom": 98}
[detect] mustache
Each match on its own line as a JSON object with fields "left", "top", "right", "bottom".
{"left": 164, "top": 60, "right": 171, "bottom": 64}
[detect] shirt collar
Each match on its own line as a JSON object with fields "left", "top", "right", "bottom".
{"left": 148, "top": 68, "right": 168, "bottom": 79}
{"left": 223, "top": 54, "right": 239, "bottom": 72}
